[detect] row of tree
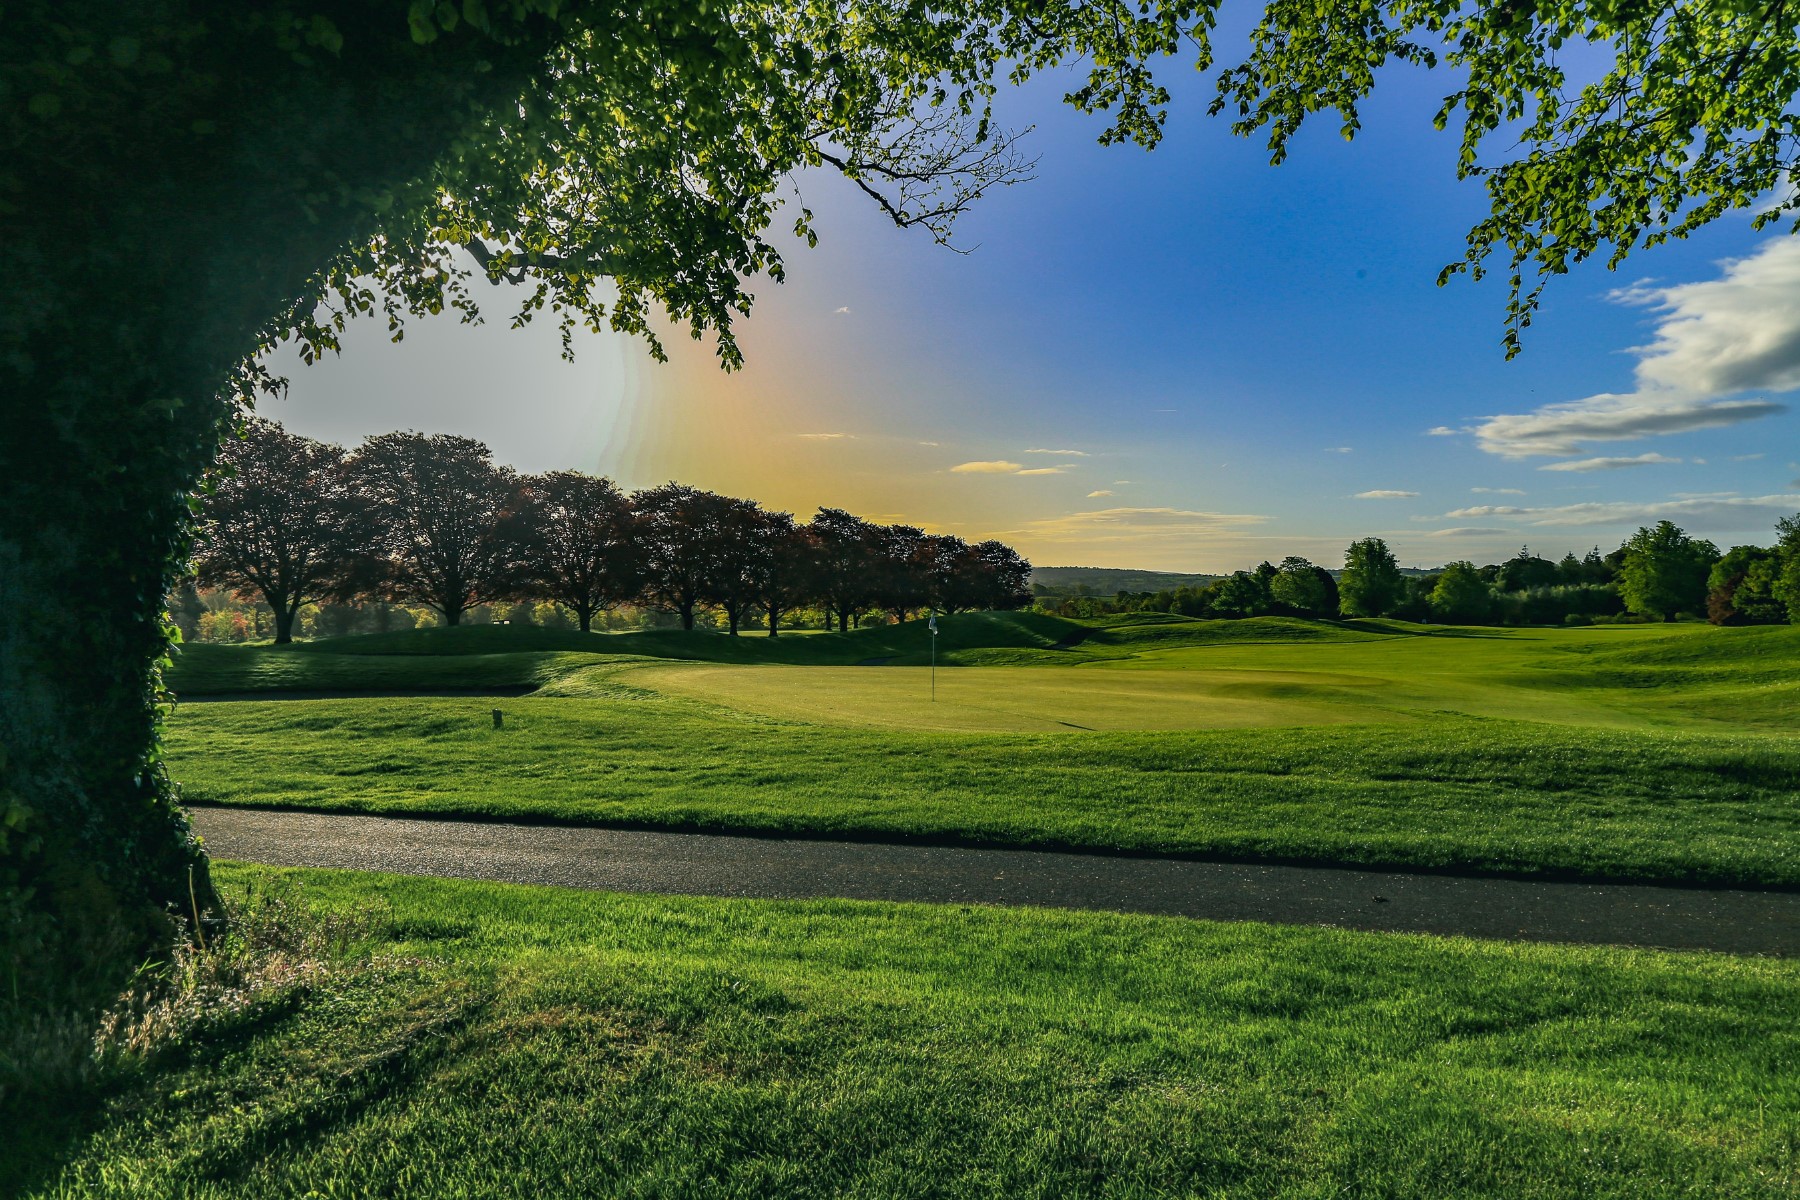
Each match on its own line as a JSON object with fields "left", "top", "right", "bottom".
{"left": 1038, "top": 519, "right": 1800, "bottom": 627}
{"left": 192, "top": 421, "right": 1031, "bottom": 643}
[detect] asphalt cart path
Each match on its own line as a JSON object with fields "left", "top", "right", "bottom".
{"left": 190, "top": 806, "right": 1800, "bottom": 956}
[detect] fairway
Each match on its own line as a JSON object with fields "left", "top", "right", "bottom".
{"left": 623, "top": 663, "right": 1387, "bottom": 731}
{"left": 160, "top": 616, "right": 1800, "bottom": 886}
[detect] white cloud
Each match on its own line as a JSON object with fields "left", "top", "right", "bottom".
{"left": 1002, "top": 507, "right": 1301, "bottom": 571}
{"left": 1423, "top": 526, "right": 1513, "bottom": 538}
{"left": 1025, "top": 448, "right": 1089, "bottom": 457}
{"left": 1355, "top": 489, "right": 1419, "bottom": 499}
{"left": 1471, "top": 238, "right": 1800, "bottom": 458}
{"left": 1016, "top": 507, "right": 1269, "bottom": 542}
{"left": 1086, "top": 489, "right": 1115, "bottom": 498}
{"left": 1474, "top": 395, "right": 1781, "bottom": 458}
{"left": 1538, "top": 452, "right": 1681, "bottom": 473}
{"left": 833, "top": 306, "right": 851, "bottom": 314}
{"left": 1617, "top": 241, "right": 1800, "bottom": 395}
{"left": 798, "top": 432, "right": 855, "bottom": 441}
{"left": 918, "top": 440, "right": 940, "bottom": 447}
{"left": 1426, "top": 426, "right": 1460, "bottom": 437}
{"left": 1325, "top": 446, "right": 1353, "bottom": 453}
{"left": 950, "top": 460, "right": 1069, "bottom": 477}
{"left": 1471, "top": 487, "right": 1526, "bottom": 495}
{"left": 1443, "top": 493, "right": 1800, "bottom": 527}
{"left": 1733, "top": 453, "right": 1765, "bottom": 461}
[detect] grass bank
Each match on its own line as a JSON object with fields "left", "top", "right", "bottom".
{"left": 167, "top": 698, "right": 1800, "bottom": 887}
{"left": 17, "top": 863, "right": 1798, "bottom": 1199}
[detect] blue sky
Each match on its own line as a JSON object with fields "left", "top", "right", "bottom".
{"left": 271, "top": 56, "right": 1800, "bottom": 571}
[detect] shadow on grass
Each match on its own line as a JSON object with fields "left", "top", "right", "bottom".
{"left": 3, "top": 968, "right": 488, "bottom": 1198}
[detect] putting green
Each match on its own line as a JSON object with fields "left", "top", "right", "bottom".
{"left": 624, "top": 663, "right": 1399, "bottom": 731}
{"left": 622, "top": 622, "right": 1792, "bottom": 731}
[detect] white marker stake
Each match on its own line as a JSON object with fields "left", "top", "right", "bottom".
{"left": 929, "top": 613, "right": 938, "bottom": 702}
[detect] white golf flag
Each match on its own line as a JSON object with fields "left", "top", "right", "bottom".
{"left": 929, "top": 615, "right": 938, "bottom": 635}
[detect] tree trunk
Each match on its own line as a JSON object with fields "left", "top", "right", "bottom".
{"left": 767, "top": 606, "right": 780, "bottom": 637}
{"left": 839, "top": 610, "right": 851, "bottom": 633}
{"left": 3, "top": 7, "right": 553, "bottom": 1051}
{"left": 679, "top": 599, "right": 696, "bottom": 630}
{"left": 274, "top": 603, "right": 297, "bottom": 645}
{"left": 443, "top": 604, "right": 465, "bottom": 627}
{"left": 577, "top": 605, "right": 595, "bottom": 634}
{"left": 1, "top": 363, "right": 230, "bottom": 1031}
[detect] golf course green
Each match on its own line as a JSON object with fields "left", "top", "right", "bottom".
{"left": 162, "top": 614, "right": 1800, "bottom": 886}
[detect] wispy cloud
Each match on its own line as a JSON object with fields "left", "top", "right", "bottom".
{"left": 833, "top": 306, "right": 851, "bottom": 314}
{"left": 797, "top": 432, "right": 855, "bottom": 441}
{"left": 1426, "top": 426, "right": 1460, "bottom": 437}
{"left": 1025, "top": 448, "right": 1089, "bottom": 457}
{"left": 1006, "top": 507, "right": 1337, "bottom": 570}
{"left": 1470, "top": 239, "right": 1800, "bottom": 458}
{"left": 1325, "top": 446, "right": 1354, "bottom": 454}
{"left": 1016, "top": 507, "right": 1269, "bottom": 543}
{"left": 1474, "top": 396, "right": 1780, "bottom": 458}
{"left": 1733, "top": 453, "right": 1765, "bottom": 461}
{"left": 1424, "top": 526, "right": 1513, "bottom": 538}
{"left": 1086, "top": 489, "right": 1115, "bottom": 498}
{"left": 1443, "top": 493, "right": 1800, "bottom": 527}
{"left": 918, "top": 440, "right": 940, "bottom": 447}
{"left": 1355, "top": 489, "right": 1419, "bottom": 499}
{"left": 1471, "top": 487, "right": 1526, "bottom": 495}
{"left": 951, "top": 460, "right": 1068, "bottom": 476}
{"left": 1538, "top": 452, "right": 1681, "bottom": 473}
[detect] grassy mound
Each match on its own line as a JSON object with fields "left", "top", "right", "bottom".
{"left": 19, "top": 864, "right": 1798, "bottom": 1199}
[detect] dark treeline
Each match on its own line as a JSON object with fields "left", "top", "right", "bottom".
{"left": 186, "top": 421, "right": 1031, "bottom": 644}
{"left": 1037, "top": 522, "right": 1800, "bottom": 627}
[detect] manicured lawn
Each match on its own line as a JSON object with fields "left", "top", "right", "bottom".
{"left": 165, "top": 615, "right": 1800, "bottom": 733}
{"left": 167, "top": 696, "right": 1800, "bottom": 886}
{"left": 17, "top": 863, "right": 1798, "bottom": 1199}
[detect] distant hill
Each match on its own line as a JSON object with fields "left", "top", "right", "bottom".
{"left": 1030, "top": 566, "right": 1221, "bottom": 595}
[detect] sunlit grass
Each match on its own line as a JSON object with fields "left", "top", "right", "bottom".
{"left": 168, "top": 696, "right": 1800, "bottom": 885}
{"left": 17, "top": 863, "right": 1798, "bottom": 1199}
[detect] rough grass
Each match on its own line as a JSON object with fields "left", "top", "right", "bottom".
{"left": 16, "top": 863, "right": 1799, "bottom": 1199}
{"left": 167, "top": 697, "right": 1800, "bottom": 886}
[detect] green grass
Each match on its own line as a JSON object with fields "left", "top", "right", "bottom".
{"left": 162, "top": 616, "right": 1800, "bottom": 886}
{"left": 166, "top": 616, "right": 1800, "bottom": 733}
{"left": 18, "top": 863, "right": 1799, "bottom": 1199}
{"left": 168, "top": 696, "right": 1800, "bottom": 886}
{"left": 164, "top": 613, "right": 1422, "bottom": 695}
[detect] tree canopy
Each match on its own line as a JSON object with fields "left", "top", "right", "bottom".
{"left": 1619, "top": 521, "right": 1719, "bottom": 620}
{"left": 1340, "top": 538, "right": 1404, "bottom": 618}
{"left": 193, "top": 419, "right": 364, "bottom": 644}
